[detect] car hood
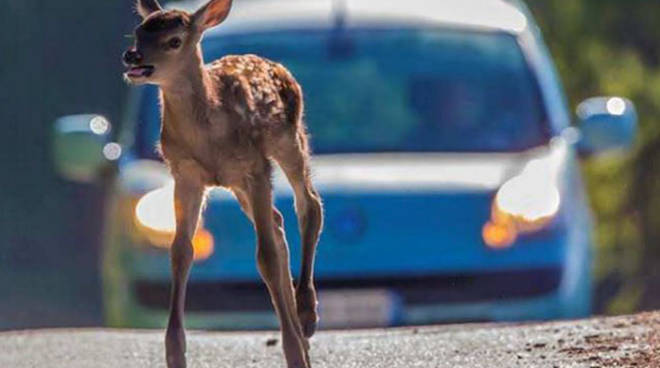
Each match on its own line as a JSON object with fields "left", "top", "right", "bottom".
{"left": 121, "top": 141, "right": 567, "bottom": 198}
{"left": 270, "top": 151, "right": 548, "bottom": 196}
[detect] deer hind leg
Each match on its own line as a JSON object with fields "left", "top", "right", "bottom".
{"left": 165, "top": 167, "right": 206, "bottom": 368}
{"left": 233, "top": 187, "right": 284, "bottom": 229}
{"left": 239, "top": 169, "right": 310, "bottom": 368}
{"left": 273, "top": 131, "right": 324, "bottom": 338}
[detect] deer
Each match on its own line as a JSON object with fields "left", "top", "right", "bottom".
{"left": 122, "top": 0, "right": 324, "bottom": 367}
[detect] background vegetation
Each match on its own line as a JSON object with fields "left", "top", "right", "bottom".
{"left": 528, "top": 0, "right": 660, "bottom": 313}
{"left": 0, "top": 0, "right": 658, "bottom": 328}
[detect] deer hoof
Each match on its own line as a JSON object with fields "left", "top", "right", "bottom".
{"left": 299, "top": 309, "right": 318, "bottom": 338}
{"left": 165, "top": 326, "right": 187, "bottom": 368}
{"left": 296, "top": 287, "right": 319, "bottom": 338}
{"left": 166, "top": 352, "right": 186, "bottom": 368}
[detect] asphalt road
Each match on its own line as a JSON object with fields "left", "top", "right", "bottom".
{"left": 2, "top": 312, "right": 659, "bottom": 368}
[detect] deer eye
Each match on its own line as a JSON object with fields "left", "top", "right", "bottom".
{"left": 168, "top": 37, "right": 182, "bottom": 49}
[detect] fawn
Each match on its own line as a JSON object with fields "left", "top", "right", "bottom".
{"left": 122, "top": 0, "right": 324, "bottom": 367}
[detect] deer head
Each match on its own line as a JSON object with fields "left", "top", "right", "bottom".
{"left": 123, "top": 0, "right": 233, "bottom": 85}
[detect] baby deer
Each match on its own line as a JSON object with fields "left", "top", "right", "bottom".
{"left": 123, "top": 0, "right": 323, "bottom": 367}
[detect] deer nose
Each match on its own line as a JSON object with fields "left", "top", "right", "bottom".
{"left": 122, "top": 49, "right": 143, "bottom": 65}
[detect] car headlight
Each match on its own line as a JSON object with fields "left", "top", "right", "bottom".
{"left": 134, "top": 182, "right": 214, "bottom": 261}
{"left": 135, "top": 182, "right": 176, "bottom": 234}
{"left": 495, "top": 173, "right": 561, "bottom": 223}
{"left": 483, "top": 139, "right": 566, "bottom": 249}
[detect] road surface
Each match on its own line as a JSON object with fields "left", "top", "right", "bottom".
{"left": 2, "top": 312, "right": 659, "bottom": 367}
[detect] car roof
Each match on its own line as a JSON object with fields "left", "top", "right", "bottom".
{"left": 171, "top": 0, "right": 529, "bottom": 36}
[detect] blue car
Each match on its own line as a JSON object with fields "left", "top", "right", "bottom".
{"left": 54, "top": 0, "right": 637, "bottom": 329}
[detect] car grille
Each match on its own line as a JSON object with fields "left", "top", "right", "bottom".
{"left": 133, "top": 267, "right": 562, "bottom": 312}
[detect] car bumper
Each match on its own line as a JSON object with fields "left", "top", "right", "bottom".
{"left": 113, "top": 265, "right": 590, "bottom": 330}
{"left": 114, "top": 288, "right": 590, "bottom": 331}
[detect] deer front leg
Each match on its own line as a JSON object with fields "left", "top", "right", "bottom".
{"left": 245, "top": 175, "right": 311, "bottom": 368}
{"left": 165, "top": 174, "right": 205, "bottom": 368}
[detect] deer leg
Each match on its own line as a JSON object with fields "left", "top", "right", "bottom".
{"left": 233, "top": 187, "right": 288, "bottom": 237}
{"left": 233, "top": 187, "right": 284, "bottom": 228}
{"left": 274, "top": 133, "right": 323, "bottom": 338}
{"left": 243, "top": 172, "right": 310, "bottom": 368}
{"left": 165, "top": 176, "right": 205, "bottom": 368}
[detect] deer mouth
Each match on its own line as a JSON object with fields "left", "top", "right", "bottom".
{"left": 125, "top": 65, "right": 155, "bottom": 78}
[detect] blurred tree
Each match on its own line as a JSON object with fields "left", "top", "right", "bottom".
{"left": 0, "top": 0, "right": 135, "bottom": 329}
{"left": 529, "top": 0, "right": 660, "bottom": 313}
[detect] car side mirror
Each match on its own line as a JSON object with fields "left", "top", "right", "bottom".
{"left": 53, "top": 114, "right": 121, "bottom": 182}
{"left": 575, "top": 97, "right": 637, "bottom": 156}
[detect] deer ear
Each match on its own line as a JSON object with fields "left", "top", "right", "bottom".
{"left": 136, "top": 0, "right": 162, "bottom": 19}
{"left": 193, "top": 0, "right": 233, "bottom": 31}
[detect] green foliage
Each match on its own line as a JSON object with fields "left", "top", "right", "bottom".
{"left": 529, "top": 0, "right": 660, "bottom": 311}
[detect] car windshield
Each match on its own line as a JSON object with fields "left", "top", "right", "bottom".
{"left": 135, "top": 28, "right": 549, "bottom": 158}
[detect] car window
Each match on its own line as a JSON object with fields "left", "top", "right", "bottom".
{"left": 135, "top": 28, "right": 549, "bottom": 158}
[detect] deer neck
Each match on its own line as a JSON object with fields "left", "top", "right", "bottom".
{"left": 159, "top": 48, "right": 218, "bottom": 124}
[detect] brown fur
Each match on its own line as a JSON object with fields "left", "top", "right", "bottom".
{"left": 124, "top": 1, "right": 323, "bottom": 368}
{"left": 160, "top": 55, "right": 305, "bottom": 188}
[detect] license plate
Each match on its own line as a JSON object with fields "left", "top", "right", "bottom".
{"left": 318, "top": 289, "right": 400, "bottom": 329}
